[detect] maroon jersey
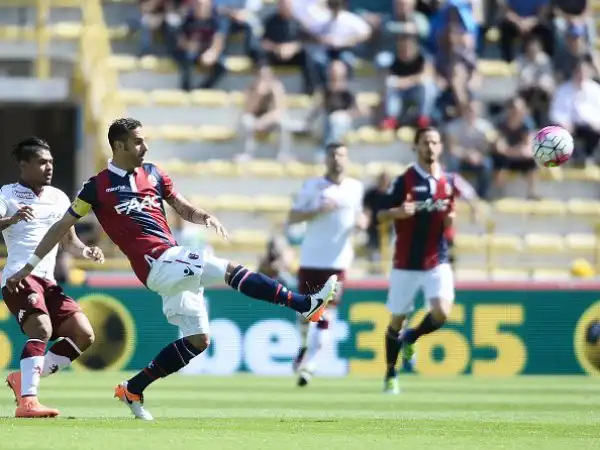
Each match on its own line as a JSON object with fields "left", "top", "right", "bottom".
{"left": 386, "top": 164, "right": 458, "bottom": 270}
{"left": 68, "top": 161, "right": 178, "bottom": 284}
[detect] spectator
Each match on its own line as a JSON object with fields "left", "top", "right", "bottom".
{"left": 215, "top": 0, "right": 263, "bottom": 56}
{"left": 445, "top": 98, "right": 495, "bottom": 199}
{"left": 304, "top": 61, "right": 364, "bottom": 161}
{"left": 554, "top": 0, "right": 595, "bottom": 46}
{"left": 516, "top": 35, "right": 554, "bottom": 126}
{"left": 380, "top": 30, "right": 435, "bottom": 130}
{"left": 257, "top": 235, "right": 298, "bottom": 288}
{"left": 428, "top": 0, "right": 478, "bottom": 56}
{"left": 498, "top": 0, "right": 552, "bottom": 62}
{"left": 363, "top": 171, "right": 392, "bottom": 269}
{"left": 550, "top": 59, "right": 600, "bottom": 167}
{"left": 492, "top": 97, "right": 538, "bottom": 198}
{"left": 174, "top": 0, "right": 229, "bottom": 91}
{"left": 554, "top": 22, "right": 600, "bottom": 83}
{"left": 238, "top": 65, "right": 291, "bottom": 161}
{"left": 374, "top": 0, "right": 431, "bottom": 54}
{"left": 292, "top": 0, "right": 371, "bottom": 84}
{"left": 129, "top": 0, "right": 169, "bottom": 55}
{"left": 256, "top": 0, "right": 317, "bottom": 95}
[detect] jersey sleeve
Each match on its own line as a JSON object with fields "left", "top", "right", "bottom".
{"left": 68, "top": 178, "right": 97, "bottom": 219}
{"left": 292, "top": 180, "right": 318, "bottom": 211}
{"left": 452, "top": 173, "right": 477, "bottom": 201}
{"left": 384, "top": 175, "right": 406, "bottom": 208}
{"left": 0, "top": 191, "right": 8, "bottom": 217}
{"left": 157, "top": 167, "right": 178, "bottom": 200}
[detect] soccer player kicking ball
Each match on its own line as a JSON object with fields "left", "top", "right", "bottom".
{"left": 6, "top": 118, "right": 338, "bottom": 420}
{"left": 378, "top": 127, "right": 459, "bottom": 395}
{"left": 2, "top": 137, "right": 104, "bottom": 418}
{"left": 287, "top": 142, "right": 367, "bottom": 387}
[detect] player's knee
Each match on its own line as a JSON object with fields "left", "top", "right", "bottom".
{"left": 186, "top": 333, "right": 210, "bottom": 352}
{"left": 430, "top": 305, "right": 450, "bottom": 324}
{"left": 23, "top": 313, "right": 53, "bottom": 342}
{"left": 72, "top": 325, "right": 95, "bottom": 352}
{"left": 225, "top": 261, "right": 247, "bottom": 286}
{"left": 389, "top": 315, "right": 406, "bottom": 332}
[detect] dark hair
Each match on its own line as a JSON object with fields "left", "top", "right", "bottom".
{"left": 413, "top": 126, "right": 439, "bottom": 145}
{"left": 325, "top": 142, "right": 346, "bottom": 154}
{"left": 13, "top": 136, "right": 51, "bottom": 162}
{"left": 108, "top": 117, "right": 142, "bottom": 150}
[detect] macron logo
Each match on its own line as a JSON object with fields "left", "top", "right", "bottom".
{"left": 114, "top": 195, "right": 161, "bottom": 215}
{"left": 106, "top": 185, "right": 128, "bottom": 193}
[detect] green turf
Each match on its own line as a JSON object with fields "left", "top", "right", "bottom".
{"left": 0, "top": 373, "right": 599, "bottom": 449}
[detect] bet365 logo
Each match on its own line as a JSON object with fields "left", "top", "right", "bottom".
{"left": 114, "top": 195, "right": 161, "bottom": 215}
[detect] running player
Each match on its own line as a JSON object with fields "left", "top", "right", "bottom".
{"left": 287, "top": 142, "right": 366, "bottom": 387}
{"left": 6, "top": 118, "right": 337, "bottom": 420}
{"left": 378, "top": 126, "right": 458, "bottom": 395}
{"left": 2, "top": 137, "right": 104, "bottom": 417}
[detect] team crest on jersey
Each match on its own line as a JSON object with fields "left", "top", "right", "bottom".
{"left": 27, "top": 293, "right": 40, "bottom": 306}
{"left": 147, "top": 174, "right": 158, "bottom": 187}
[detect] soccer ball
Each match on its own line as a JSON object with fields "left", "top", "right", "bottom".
{"left": 532, "top": 126, "right": 574, "bottom": 167}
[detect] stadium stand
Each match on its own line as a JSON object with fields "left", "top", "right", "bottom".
{"left": 1, "top": 0, "right": 600, "bottom": 281}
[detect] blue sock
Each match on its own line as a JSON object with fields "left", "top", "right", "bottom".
{"left": 403, "top": 313, "right": 443, "bottom": 344}
{"left": 127, "top": 338, "right": 203, "bottom": 395}
{"left": 227, "top": 265, "right": 312, "bottom": 313}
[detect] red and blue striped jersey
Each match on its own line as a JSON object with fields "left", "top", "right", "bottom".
{"left": 68, "top": 161, "right": 178, "bottom": 284}
{"left": 386, "top": 164, "right": 458, "bottom": 270}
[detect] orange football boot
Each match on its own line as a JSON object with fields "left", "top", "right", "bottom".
{"left": 15, "top": 396, "right": 60, "bottom": 418}
{"left": 6, "top": 371, "right": 22, "bottom": 405}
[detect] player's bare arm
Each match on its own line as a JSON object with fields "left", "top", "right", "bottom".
{"left": 0, "top": 205, "right": 34, "bottom": 231}
{"left": 378, "top": 194, "right": 415, "bottom": 223}
{"left": 5, "top": 211, "right": 79, "bottom": 293}
{"left": 61, "top": 226, "right": 105, "bottom": 263}
{"left": 165, "top": 193, "right": 228, "bottom": 239}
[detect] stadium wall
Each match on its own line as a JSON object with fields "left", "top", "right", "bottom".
{"left": 0, "top": 282, "right": 599, "bottom": 376}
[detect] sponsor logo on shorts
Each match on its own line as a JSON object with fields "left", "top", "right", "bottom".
{"left": 27, "top": 293, "right": 40, "bottom": 306}
{"left": 49, "top": 364, "right": 59, "bottom": 374}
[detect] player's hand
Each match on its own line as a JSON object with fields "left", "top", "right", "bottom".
{"left": 399, "top": 193, "right": 416, "bottom": 218}
{"left": 10, "top": 205, "right": 34, "bottom": 224}
{"left": 5, "top": 267, "right": 32, "bottom": 294}
{"left": 205, "top": 215, "right": 228, "bottom": 240}
{"left": 83, "top": 246, "right": 105, "bottom": 264}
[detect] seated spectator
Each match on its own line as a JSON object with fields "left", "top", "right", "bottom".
{"left": 238, "top": 65, "right": 291, "bottom": 162}
{"left": 292, "top": 0, "right": 371, "bottom": 84}
{"left": 174, "top": 0, "right": 229, "bottom": 90}
{"left": 445, "top": 98, "right": 495, "bottom": 199}
{"left": 434, "top": 23, "right": 478, "bottom": 123}
{"left": 498, "top": 0, "right": 552, "bottom": 62}
{"left": 428, "top": 0, "right": 478, "bottom": 56}
{"left": 129, "top": 0, "right": 169, "bottom": 55}
{"left": 491, "top": 97, "right": 538, "bottom": 198}
{"left": 255, "top": 0, "right": 317, "bottom": 95}
{"left": 257, "top": 235, "right": 297, "bottom": 288}
{"left": 363, "top": 171, "right": 392, "bottom": 269}
{"left": 215, "top": 0, "right": 263, "bottom": 56}
{"left": 374, "top": 0, "right": 431, "bottom": 56}
{"left": 380, "top": 30, "right": 435, "bottom": 129}
{"left": 516, "top": 36, "right": 554, "bottom": 126}
{"left": 554, "top": 22, "right": 600, "bottom": 83}
{"left": 550, "top": 59, "right": 600, "bottom": 167}
{"left": 304, "top": 61, "right": 364, "bottom": 161}
{"left": 554, "top": 0, "right": 595, "bottom": 47}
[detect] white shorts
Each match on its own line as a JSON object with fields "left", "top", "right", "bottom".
{"left": 146, "top": 246, "right": 229, "bottom": 336}
{"left": 386, "top": 263, "right": 455, "bottom": 316}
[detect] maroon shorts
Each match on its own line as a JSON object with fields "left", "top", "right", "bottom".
{"left": 297, "top": 268, "right": 346, "bottom": 306}
{"left": 2, "top": 275, "right": 81, "bottom": 339}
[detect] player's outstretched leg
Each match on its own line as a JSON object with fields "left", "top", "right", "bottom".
{"left": 225, "top": 264, "right": 338, "bottom": 322}
{"left": 296, "top": 315, "right": 331, "bottom": 387}
{"left": 293, "top": 320, "right": 309, "bottom": 374}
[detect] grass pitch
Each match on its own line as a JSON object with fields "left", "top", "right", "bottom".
{"left": 0, "top": 373, "right": 598, "bottom": 450}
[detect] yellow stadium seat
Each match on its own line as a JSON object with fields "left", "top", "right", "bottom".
{"left": 566, "top": 199, "right": 600, "bottom": 216}
{"left": 478, "top": 60, "right": 515, "bottom": 77}
{"left": 490, "top": 268, "right": 529, "bottom": 280}
{"left": 197, "top": 125, "right": 236, "bottom": 141}
{"left": 454, "top": 234, "right": 486, "bottom": 252}
{"left": 0, "top": 25, "right": 33, "bottom": 40}
{"left": 150, "top": 89, "right": 190, "bottom": 106}
{"left": 140, "top": 126, "right": 159, "bottom": 139}
{"left": 365, "top": 162, "right": 404, "bottom": 177}
{"left": 155, "top": 159, "right": 193, "bottom": 175}
{"left": 356, "top": 92, "right": 380, "bottom": 108}
{"left": 287, "top": 94, "right": 312, "bottom": 109}
{"left": 107, "top": 26, "right": 129, "bottom": 40}
{"left": 454, "top": 268, "right": 489, "bottom": 280}
{"left": 190, "top": 195, "right": 219, "bottom": 211}
{"left": 214, "top": 195, "right": 256, "bottom": 212}
{"left": 204, "top": 159, "right": 237, "bottom": 176}
{"left": 230, "top": 229, "right": 270, "bottom": 249}
{"left": 190, "top": 89, "right": 230, "bottom": 107}
{"left": 284, "top": 162, "right": 315, "bottom": 178}
{"left": 524, "top": 233, "right": 565, "bottom": 253}
{"left": 346, "top": 163, "right": 366, "bottom": 178}
{"left": 225, "top": 56, "right": 252, "bottom": 72}
{"left": 117, "top": 89, "right": 149, "bottom": 105}
{"left": 229, "top": 91, "right": 246, "bottom": 106}
{"left": 49, "top": 22, "right": 82, "bottom": 39}
{"left": 109, "top": 55, "right": 138, "bottom": 71}
{"left": 397, "top": 127, "right": 415, "bottom": 143}
{"left": 157, "top": 125, "right": 199, "bottom": 141}
{"left": 565, "top": 233, "right": 596, "bottom": 252}
{"left": 139, "top": 56, "right": 176, "bottom": 72}
{"left": 489, "top": 234, "right": 522, "bottom": 253}
{"left": 531, "top": 269, "right": 571, "bottom": 281}
{"left": 254, "top": 195, "right": 293, "bottom": 213}
{"left": 493, "top": 198, "right": 529, "bottom": 215}
{"left": 242, "top": 160, "right": 285, "bottom": 178}
{"left": 529, "top": 199, "right": 567, "bottom": 215}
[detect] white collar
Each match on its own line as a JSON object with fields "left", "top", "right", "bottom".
{"left": 413, "top": 163, "right": 441, "bottom": 180}
{"left": 107, "top": 159, "right": 132, "bottom": 177}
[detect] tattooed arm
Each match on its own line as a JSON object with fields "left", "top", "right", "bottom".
{"left": 165, "top": 194, "right": 228, "bottom": 239}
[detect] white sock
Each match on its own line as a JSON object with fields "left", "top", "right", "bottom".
{"left": 21, "top": 355, "right": 44, "bottom": 397}
{"left": 42, "top": 352, "right": 72, "bottom": 377}
{"left": 300, "top": 324, "right": 330, "bottom": 373}
{"left": 298, "top": 319, "right": 310, "bottom": 348}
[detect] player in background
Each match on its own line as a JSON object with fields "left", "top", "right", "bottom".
{"left": 6, "top": 118, "right": 338, "bottom": 420}
{"left": 287, "top": 142, "right": 367, "bottom": 386}
{"left": 2, "top": 137, "right": 104, "bottom": 418}
{"left": 378, "top": 126, "right": 458, "bottom": 395}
